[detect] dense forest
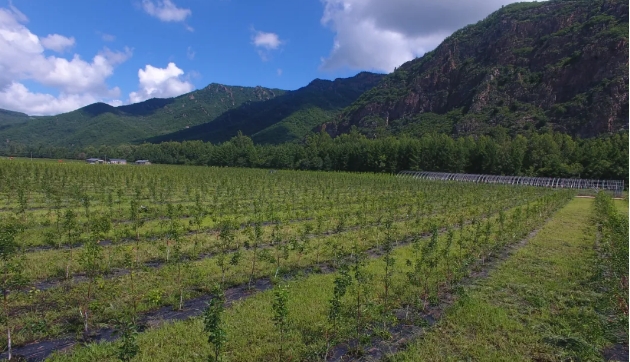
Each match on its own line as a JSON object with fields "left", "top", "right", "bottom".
{"left": 1, "top": 129, "right": 626, "bottom": 183}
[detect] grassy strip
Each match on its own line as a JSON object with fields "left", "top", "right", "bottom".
{"left": 389, "top": 198, "right": 621, "bottom": 361}
{"left": 593, "top": 192, "right": 628, "bottom": 350}
{"left": 613, "top": 199, "right": 628, "bottom": 217}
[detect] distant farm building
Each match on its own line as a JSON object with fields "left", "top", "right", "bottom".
{"left": 109, "top": 159, "right": 127, "bottom": 165}
{"left": 86, "top": 158, "right": 104, "bottom": 164}
{"left": 135, "top": 160, "right": 151, "bottom": 165}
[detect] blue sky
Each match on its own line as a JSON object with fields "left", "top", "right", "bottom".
{"left": 0, "top": 0, "right": 524, "bottom": 115}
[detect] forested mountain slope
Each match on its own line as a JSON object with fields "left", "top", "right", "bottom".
{"left": 321, "top": 0, "right": 628, "bottom": 139}
{"left": 0, "top": 85, "right": 284, "bottom": 147}
{"left": 0, "top": 108, "right": 30, "bottom": 128}
{"left": 149, "top": 72, "right": 384, "bottom": 145}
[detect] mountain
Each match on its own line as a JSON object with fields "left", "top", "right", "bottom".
{"left": 0, "top": 108, "right": 30, "bottom": 129}
{"left": 0, "top": 84, "right": 284, "bottom": 147}
{"left": 321, "top": 0, "right": 628, "bottom": 139}
{"left": 148, "top": 72, "right": 385, "bottom": 145}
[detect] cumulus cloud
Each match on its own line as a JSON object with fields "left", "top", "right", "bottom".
{"left": 142, "top": 0, "right": 191, "bottom": 22}
{"left": 128, "top": 62, "right": 194, "bottom": 103}
{"left": 0, "top": 82, "right": 101, "bottom": 115}
{"left": 0, "top": 5, "right": 131, "bottom": 115}
{"left": 320, "top": 0, "right": 524, "bottom": 72}
{"left": 253, "top": 31, "right": 281, "bottom": 49}
{"left": 251, "top": 29, "right": 283, "bottom": 61}
{"left": 40, "top": 34, "right": 75, "bottom": 52}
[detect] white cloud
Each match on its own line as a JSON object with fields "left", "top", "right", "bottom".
{"left": 108, "top": 99, "right": 123, "bottom": 107}
{"left": 101, "top": 33, "right": 115, "bottom": 42}
{"left": 128, "top": 62, "right": 194, "bottom": 103}
{"left": 187, "top": 46, "right": 195, "bottom": 60}
{"left": 320, "top": 0, "right": 525, "bottom": 72}
{"left": 0, "top": 5, "right": 131, "bottom": 115}
{"left": 0, "top": 82, "right": 100, "bottom": 115}
{"left": 142, "top": 0, "right": 191, "bottom": 22}
{"left": 253, "top": 31, "right": 281, "bottom": 49}
{"left": 40, "top": 34, "right": 75, "bottom": 52}
{"left": 251, "top": 29, "right": 283, "bottom": 61}
{"left": 277, "top": 68, "right": 282, "bottom": 76}
{"left": 7, "top": 0, "right": 27, "bottom": 23}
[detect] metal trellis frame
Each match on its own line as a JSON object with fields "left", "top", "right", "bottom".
{"left": 397, "top": 171, "right": 625, "bottom": 197}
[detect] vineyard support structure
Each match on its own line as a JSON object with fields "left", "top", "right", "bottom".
{"left": 397, "top": 171, "right": 625, "bottom": 197}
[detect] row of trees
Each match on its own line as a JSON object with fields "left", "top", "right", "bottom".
{"left": 201, "top": 192, "right": 572, "bottom": 361}
{"left": 3, "top": 175, "right": 550, "bottom": 357}
{"left": 1, "top": 129, "right": 627, "bottom": 182}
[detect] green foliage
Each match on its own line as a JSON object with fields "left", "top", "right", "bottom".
{"left": 272, "top": 283, "right": 290, "bottom": 361}
{"left": 117, "top": 320, "right": 139, "bottom": 362}
{"left": 204, "top": 284, "right": 227, "bottom": 362}
{"left": 6, "top": 129, "right": 626, "bottom": 183}
{"left": 328, "top": 262, "right": 352, "bottom": 334}
{"left": 0, "top": 108, "right": 29, "bottom": 127}
{"left": 0, "top": 218, "right": 22, "bottom": 260}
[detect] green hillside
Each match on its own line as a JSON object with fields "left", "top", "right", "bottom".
{"left": 0, "top": 84, "right": 284, "bottom": 147}
{"left": 0, "top": 108, "right": 30, "bottom": 128}
{"left": 148, "top": 72, "right": 384, "bottom": 145}
{"left": 322, "top": 0, "right": 629, "bottom": 139}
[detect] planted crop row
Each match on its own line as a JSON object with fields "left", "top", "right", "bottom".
{"left": 46, "top": 191, "right": 573, "bottom": 361}
{"left": 3, "top": 189, "right": 557, "bottom": 351}
{"left": 0, "top": 160, "right": 571, "bottom": 360}
{"left": 20, "top": 184, "right": 538, "bottom": 282}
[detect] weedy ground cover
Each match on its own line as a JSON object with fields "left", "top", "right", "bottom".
{"left": 388, "top": 197, "right": 628, "bottom": 362}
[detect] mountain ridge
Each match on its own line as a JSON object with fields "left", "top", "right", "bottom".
{"left": 0, "top": 0, "right": 627, "bottom": 147}
{"left": 146, "top": 71, "right": 385, "bottom": 145}
{"left": 320, "top": 0, "right": 628, "bottom": 139}
{"left": 0, "top": 84, "right": 286, "bottom": 147}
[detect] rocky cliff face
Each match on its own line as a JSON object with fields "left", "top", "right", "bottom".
{"left": 322, "top": 0, "right": 628, "bottom": 139}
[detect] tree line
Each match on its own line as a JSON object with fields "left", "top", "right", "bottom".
{"left": 1, "top": 129, "right": 627, "bottom": 182}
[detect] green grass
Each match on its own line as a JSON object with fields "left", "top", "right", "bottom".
{"left": 389, "top": 198, "right": 619, "bottom": 361}
{"left": 613, "top": 199, "right": 628, "bottom": 217}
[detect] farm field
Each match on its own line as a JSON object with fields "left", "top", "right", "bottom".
{"left": 0, "top": 159, "right": 623, "bottom": 361}
{"left": 389, "top": 196, "right": 628, "bottom": 362}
